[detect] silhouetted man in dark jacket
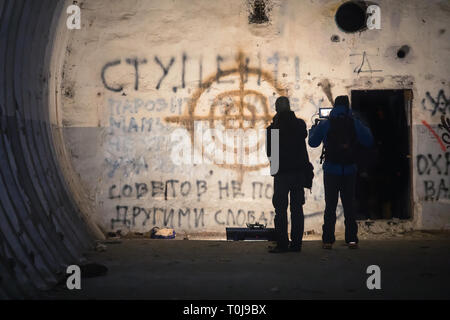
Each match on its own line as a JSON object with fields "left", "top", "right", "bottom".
{"left": 309, "top": 95, "right": 373, "bottom": 249}
{"left": 266, "top": 96, "right": 310, "bottom": 253}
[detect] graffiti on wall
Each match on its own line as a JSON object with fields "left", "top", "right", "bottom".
{"left": 102, "top": 51, "right": 303, "bottom": 178}
{"left": 422, "top": 90, "right": 450, "bottom": 116}
{"left": 107, "top": 178, "right": 276, "bottom": 229}
{"left": 417, "top": 88, "right": 450, "bottom": 202}
{"left": 107, "top": 179, "right": 274, "bottom": 201}
{"left": 97, "top": 50, "right": 333, "bottom": 231}
{"left": 164, "top": 51, "right": 288, "bottom": 179}
{"left": 416, "top": 152, "right": 450, "bottom": 201}
{"left": 438, "top": 115, "right": 450, "bottom": 149}
{"left": 100, "top": 52, "right": 300, "bottom": 94}
{"left": 110, "top": 205, "right": 278, "bottom": 229}
{"left": 349, "top": 52, "right": 383, "bottom": 75}
{"left": 421, "top": 120, "right": 447, "bottom": 152}
{"left": 105, "top": 177, "right": 330, "bottom": 230}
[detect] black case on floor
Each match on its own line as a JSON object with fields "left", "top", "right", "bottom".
{"left": 226, "top": 227, "right": 276, "bottom": 241}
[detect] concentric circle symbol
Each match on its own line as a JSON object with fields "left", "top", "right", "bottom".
{"left": 165, "top": 51, "right": 287, "bottom": 176}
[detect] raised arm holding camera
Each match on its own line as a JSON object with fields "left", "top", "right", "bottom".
{"left": 308, "top": 95, "right": 373, "bottom": 249}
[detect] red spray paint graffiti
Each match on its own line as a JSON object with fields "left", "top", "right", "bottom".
{"left": 422, "top": 120, "right": 446, "bottom": 152}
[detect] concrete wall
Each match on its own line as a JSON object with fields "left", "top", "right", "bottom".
{"left": 56, "top": 0, "right": 450, "bottom": 235}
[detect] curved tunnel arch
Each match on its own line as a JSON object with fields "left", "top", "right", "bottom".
{"left": 0, "top": 0, "right": 99, "bottom": 298}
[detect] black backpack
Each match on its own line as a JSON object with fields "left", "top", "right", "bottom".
{"left": 323, "top": 115, "right": 358, "bottom": 165}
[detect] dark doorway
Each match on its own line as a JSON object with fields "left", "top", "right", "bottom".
{"left": 351, "top": 90, "right": 412, "bottom": 220}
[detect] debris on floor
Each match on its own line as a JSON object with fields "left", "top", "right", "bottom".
{"left": 151, "top": 227, "right": 176, "bottom": 239}
{"left": 357, "top": 219, "right": 416, "bottom": 239}
{"left": 101, "top": 230, "right": 123, "bottom": 244}
{"left": 95, "top": 243, "right": 107, "bottom": 252}
{"left": 107, "top": 230, "right": 122, "bottom": 238}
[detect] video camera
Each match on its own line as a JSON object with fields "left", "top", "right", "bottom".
{"left": 314, "top": 107, "right": 333, "bottom": 125}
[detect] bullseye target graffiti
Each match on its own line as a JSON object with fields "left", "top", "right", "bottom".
{"left": 165, "top": 52, "right": 287, "bottom": 177}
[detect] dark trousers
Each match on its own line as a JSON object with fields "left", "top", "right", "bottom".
{"left": 323, "top": 173, "right": 358, "bottom": 244}
{"left": 272, "top": 172, "right": 305, "bottom": 248}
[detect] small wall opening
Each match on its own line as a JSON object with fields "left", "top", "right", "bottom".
{"left": 248, "top": 0, "right": 269, "bottom": 24}
{"left": 331, "top": 34, "right": 340, "bottom": 42}
{"left": 351, "top": 90, "right": 412, "bottom": 220}
{"left": 335, "top": 1, "right": 367, "bottom": 33}
{"left": 397, "top": 45, "right": 410, "bottom": 59}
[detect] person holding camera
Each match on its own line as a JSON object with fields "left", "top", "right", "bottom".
{"left": 308, "top": 95, "right": 373, "bottom": 249}
{"left": 266, "top": 96, "right": 313, "bottom": 253}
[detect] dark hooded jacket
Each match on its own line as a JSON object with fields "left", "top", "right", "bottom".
{"left": 266, "top": 111, "right": 308, "bottom": 176}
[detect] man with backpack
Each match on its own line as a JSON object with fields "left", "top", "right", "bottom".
{"left": 266, "top": 96, "right": 314, "bottom": 253}
{"left": 308, "top": 95, "right": 373, "bottom": 249}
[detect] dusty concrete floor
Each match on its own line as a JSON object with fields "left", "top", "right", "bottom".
{"left": 43, "top": 232, "right": 450, "bottom": 300}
